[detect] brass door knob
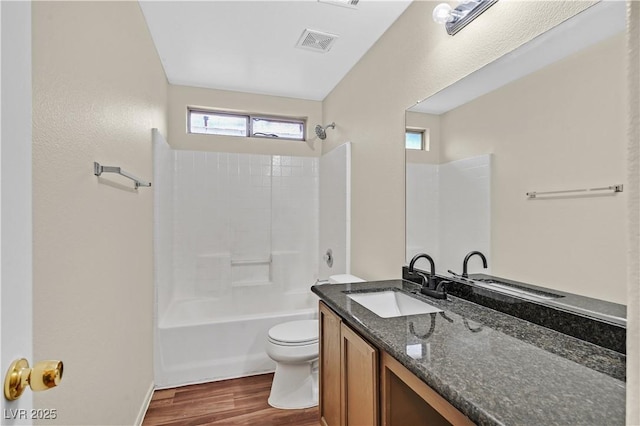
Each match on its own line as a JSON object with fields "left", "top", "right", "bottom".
{"left": 4, "top": 359, "right": 63, "bottom": 401}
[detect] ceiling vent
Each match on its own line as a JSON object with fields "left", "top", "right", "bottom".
{"left": 296, "top": 29, "right": 339, "bottom": 53}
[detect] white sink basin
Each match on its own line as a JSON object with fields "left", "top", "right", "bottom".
{"left": 347, "top": 291, "right": 443, "bottom": 318}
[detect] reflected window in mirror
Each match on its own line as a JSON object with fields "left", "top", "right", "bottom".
{"left": 405, "top": 129, "right": 429, "bottom": 151}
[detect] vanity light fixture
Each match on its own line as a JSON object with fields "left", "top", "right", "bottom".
{"left": 433, "top": 0, "right": 498, "bottom": 35}
{"left": 317, "top": 0, "right": 359, "bottom": 9}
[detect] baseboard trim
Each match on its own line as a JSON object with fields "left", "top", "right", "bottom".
{"left": 135, "top": 381, "right": 155, "bottom": 426}
{"left": 153, "top": 369, "right": 275, "bottom": 391}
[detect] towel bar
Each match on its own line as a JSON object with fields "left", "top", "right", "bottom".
{"left": 94, "top": 162, "right": 151, "bottom": 189}
{"left": 526, "top": 184, "right": 622, "bottom": 199}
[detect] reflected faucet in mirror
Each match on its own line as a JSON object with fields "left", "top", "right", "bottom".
{"left": 462, "top": 251, "right": 488, "bottom": 278}
{"left": 447, "top": 250, "right": 488, "bottom": 280}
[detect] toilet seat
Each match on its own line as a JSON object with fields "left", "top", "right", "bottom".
{"left": 268, "top": 320, "right": 318, "bottom": 346}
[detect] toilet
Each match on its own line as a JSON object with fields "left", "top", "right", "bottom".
{"left": 265, "top": 274, "right": 365, "bottom": 409}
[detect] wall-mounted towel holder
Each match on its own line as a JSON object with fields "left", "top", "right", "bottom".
{"left": 94, "top": 162, "right": 151, "bottom": 189}
{"left": 526, "top": 184, "right": 623, "bottom": 199}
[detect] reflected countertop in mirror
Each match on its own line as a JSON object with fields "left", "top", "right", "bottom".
{"left": 404, "top": 267, "right": 626, "bottom": 353}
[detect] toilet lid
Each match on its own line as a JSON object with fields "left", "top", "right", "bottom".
{"left": 268, "top": 320, "right": 319, "bottom": 344}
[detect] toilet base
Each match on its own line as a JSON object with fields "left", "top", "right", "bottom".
{"left": 268, "top": 360, "right": 318, "bottom": 409}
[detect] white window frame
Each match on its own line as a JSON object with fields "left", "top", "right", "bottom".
{"left": 188, "top": 108, "right": 306, "bottom": 141}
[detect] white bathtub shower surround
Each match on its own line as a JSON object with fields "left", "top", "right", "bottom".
{"left": 406, "top": 163, "right": 440, "bottom": 263}
{"left": 406, "top": 154, "right": 491, "bottom": 275}
{"left": 157, "top": 293, "right": 316, "bottom": 388}
{"left": 153, "top": 129, "right": 174, "bottom": 320}
{"left": 319, "top": 142, "right": 351, "bottom": 278}
{"left": 171, "top": 150, "right": 319, "bottom": 300}
{"left": 154, "top": 145, "right": 321, "bottom": 387}
{"left": 160, "top": 287, "right": 317, "bottom": 328}
{"left": 439, "top": 154, "right": 491, "bottom": 275}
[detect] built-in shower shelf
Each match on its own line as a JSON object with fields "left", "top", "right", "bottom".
{"left": 231, "top": 256, "right": 272, "bottom": 266}
{"left": 231, "top": 280, "right": 273, "bottom": 288}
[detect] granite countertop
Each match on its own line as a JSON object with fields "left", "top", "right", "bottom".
{"left": 312, "top": 279, "right": 626, "bottom": 426}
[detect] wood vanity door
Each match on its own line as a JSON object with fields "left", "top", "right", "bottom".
{"left": 341, "top": 323, "right": 379, "bottom": 426}
{"left": 319, "top": 302, "right": 342, "bottom": 426}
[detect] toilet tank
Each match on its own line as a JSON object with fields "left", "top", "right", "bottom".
{"left": 329, "top": 274, "right": 365, "bottom": 284}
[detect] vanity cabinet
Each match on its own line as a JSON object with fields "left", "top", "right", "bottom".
{"left": 380, "top": 352, "right": 473, "bottom": 426}
{"left": 341, "top": 323, "right": 379, "bottom": 426}
{"left": 319, "top": 301, "right": 342, "bottom": 426}
{"left": 319, "top": 301, "right": 378, "bottom": 426}
{"left": 319, "top": 301, "right": 472, "bottom": 426}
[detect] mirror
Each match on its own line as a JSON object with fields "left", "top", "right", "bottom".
{"left": 405, "top": 1, "right": 627, "bottom": 305}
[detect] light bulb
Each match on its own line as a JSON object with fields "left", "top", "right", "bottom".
{"left": 432, "top": 3, "right": 454, "bottom": 24}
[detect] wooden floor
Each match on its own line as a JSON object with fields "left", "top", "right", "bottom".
{"left": 142, "top": 373, "right": 320, "bottom": 426}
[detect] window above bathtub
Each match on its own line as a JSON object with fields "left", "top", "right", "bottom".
{"left": 189, "top": 110, "right": 248, "bottom": 137}
{"left": 188, "top": 108, "right": 306, "bottom": 141}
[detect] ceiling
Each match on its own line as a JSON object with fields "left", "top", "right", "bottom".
{"left": 139, "top": 0, "right": 412, "bottom": 101}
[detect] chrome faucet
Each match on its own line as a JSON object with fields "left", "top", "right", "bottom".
{"left": 462, "top": 251, "right": 488, "bottom": 278}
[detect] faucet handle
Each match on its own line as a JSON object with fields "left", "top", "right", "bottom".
{"left": 435, "top": 280, "right": 450, "bottom": 293}
{"left": 417, "top": 272, "right": 439, "bottom": 291}
{"left": 416, "top": 272, "right": 429, "bottom": 287}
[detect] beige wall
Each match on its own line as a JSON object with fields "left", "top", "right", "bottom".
{"left": 437, "top": 34, "right": 627, "bottom": 304}
{"left": 322, "top": 0, "right": 595, "bottom": 280}
{"left": 168, "top": 84, "right": 322, "bottom": 156}
{"left": 32, "top": 2, "right": 167, "bottom": 425}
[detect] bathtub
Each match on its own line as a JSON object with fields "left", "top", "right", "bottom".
{"left": 154, "top": 290, "right": 317, "bottom": 388}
